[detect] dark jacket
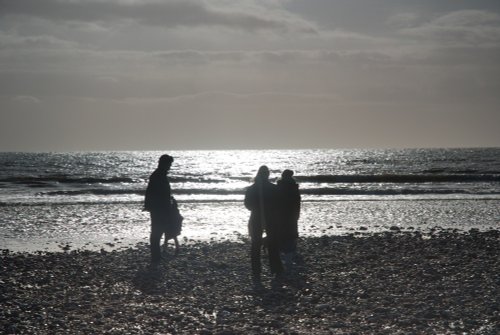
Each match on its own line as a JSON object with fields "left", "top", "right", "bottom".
{"left": 144, "top": 169, "right": 171, "bottom": 213}
{"left": 244, "top": 180, "right": 279, "bottom": 233}
{"left": 277, "top": 178, "right": 301, "bottom": 239}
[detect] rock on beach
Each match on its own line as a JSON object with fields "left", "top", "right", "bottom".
{"left": 1, "top": 230, "right": 499, "bottom": 334}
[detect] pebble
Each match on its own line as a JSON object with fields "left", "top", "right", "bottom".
{"left": 1, "top": 231, "right": 498, "bottom": 334}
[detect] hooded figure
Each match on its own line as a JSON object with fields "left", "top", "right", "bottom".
{"left": 277, "top": 169, "right": 301, "bottom": 265}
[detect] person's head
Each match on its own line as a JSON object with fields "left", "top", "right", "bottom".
{"left": 158, "top": 154, "right": 174, "bottom": 171}
{"left": 282, "top": 169, "right": 294, "bottom": 180}
{"left": 255, "top": 165, "right": 270, "bottom": 182}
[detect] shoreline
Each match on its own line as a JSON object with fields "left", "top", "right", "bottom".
{"left": 2, "top": 198, "right": 499, "bottom": 254}
{"left": 1, "top": 230, "right": 499, "bottom": 334}
{"left": 2, "top": 225, "right": 498, "bottom": 255}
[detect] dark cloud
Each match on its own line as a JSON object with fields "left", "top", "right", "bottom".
{"left": 0, "top": 0, "right": 314, "bottom": 33}
{"left": 1, "top": 0, "right": 499, "bottom": 150}
{"left": 400, "top": 10, "right": 500, "bottom": 46}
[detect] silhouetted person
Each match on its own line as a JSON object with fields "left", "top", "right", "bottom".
{"left": 144, "top": 154, "right": 177, "bottom": 264}
{"left": 244, "top": 166, "right": 284, "bottom": 283}
{"left": 277, "top": 169, "right": 301, "bottom": 267}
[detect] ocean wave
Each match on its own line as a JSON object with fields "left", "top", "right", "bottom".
{"left": 3, "top": 173, "right": 499, "bottom": 187}
{"left": 38, "top": 187, "right": 500, "bottom": 197}
{"left": 0, "top": 200, "right": 141, "bottom": 207}
{"left": 0, "top": 175, "right": 227, "bottom": 186}
{"left": 2, "top": 194, "right": 500, "bottom": 207}
{"left": 296, "top": 174, "right": 500, "bottom": 184}
{"left": 300, "top": 188, "right": 499, "bottom": 196}
{"left": 0, "top": 176, "right": 136, "bottom": 185}
{"left": 40, "top": 189, "right": 145, "bottom": 196}
{"left": 39, "top": 188, "right": 244, "bottom": 196}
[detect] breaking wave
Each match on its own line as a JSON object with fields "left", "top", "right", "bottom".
{"left": 296, "top": 174, "right": 500, "bottom": 183}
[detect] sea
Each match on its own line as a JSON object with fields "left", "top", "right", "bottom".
{"left": 1, "top": 148, "right": 499, "bottom": 252}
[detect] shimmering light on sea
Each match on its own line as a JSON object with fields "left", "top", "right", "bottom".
{"left": 1, "top": 149, "right": 498, "bottom": 252}
{"left": 1, "top": 199, "right": 499, "bottom": 252}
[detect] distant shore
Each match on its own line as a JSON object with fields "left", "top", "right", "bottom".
{"left": 1, "top": 230, "right": 499, "bottom": 334}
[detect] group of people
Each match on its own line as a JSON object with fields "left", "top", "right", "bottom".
{"left": 144, "top": 155, "right": 301, "bottom": 282}
{"left": 244, "top": 165, "right": 301, "bottom": 282}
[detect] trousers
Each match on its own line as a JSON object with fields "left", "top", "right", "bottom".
{"left": 150, "top": 211, "right": 168, "bottom": 263}
{"left": 249, "top": 222, "right": 283, "bottom": 279}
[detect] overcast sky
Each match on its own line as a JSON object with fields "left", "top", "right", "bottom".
{"left": 1, "top": 0, "right": 499, "bottom": 151}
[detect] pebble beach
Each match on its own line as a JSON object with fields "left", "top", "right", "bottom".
{"left": 1, "top": 230, "right": 499, "bottom": 334}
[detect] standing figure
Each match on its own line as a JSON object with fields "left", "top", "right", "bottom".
{"left": 277, "top": 169, "right": 301, "bottom": 267}
{"left": 244, "top": 166, "right": 284, "bottom": 282}
{"left": 144, "top": 154, "right": 176, "bottom": 264}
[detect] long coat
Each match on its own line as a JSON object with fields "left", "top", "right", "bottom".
{"left": 144, "top": 168, "right": 171, "bottom": 214}
{"left": 277, "top": 178, "right": 301, "bottom": 240}
{"left": 244, "top": 180, "right": 279, "bottom": 236}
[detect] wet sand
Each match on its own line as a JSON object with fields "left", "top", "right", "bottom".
{"left": 1, "top": 230, "right": 499, "bottom": 334}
